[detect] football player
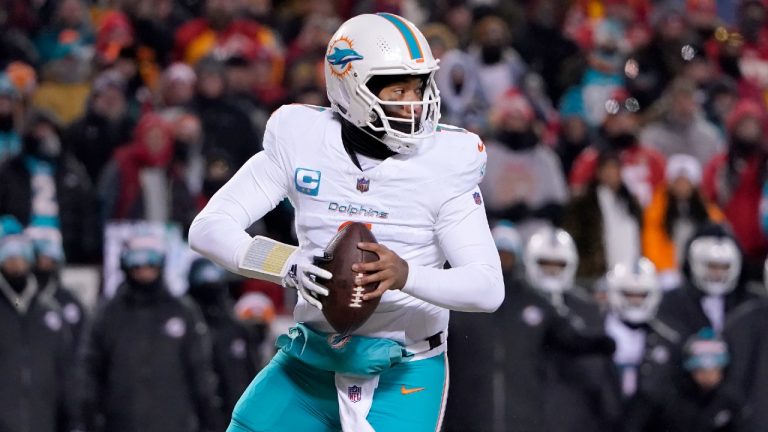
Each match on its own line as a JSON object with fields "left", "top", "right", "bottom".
{"left": 604, "top": 258, "right": 679, "bottom": 401}
{"left": 189, "top": 13, "right": 504, "bottom": 432}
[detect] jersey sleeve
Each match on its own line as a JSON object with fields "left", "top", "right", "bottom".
{"left": 188, "top": 106, "right": 292, "bottom": 274}
{"left": 400, "top": 134, "right": 504, "bottom": 312}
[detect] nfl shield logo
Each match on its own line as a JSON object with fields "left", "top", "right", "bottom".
{"left": 473, "top": 191, "right": 482, "bottom": 205}
{"left": 356, "top": 177, "right": 370, "bottom": 193}
{"left": 348, "top": 385, "right": 362, "bottom": 403}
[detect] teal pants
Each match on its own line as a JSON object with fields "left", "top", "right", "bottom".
{"left": 227, "top": 350, "right": 448, "bottom": 431}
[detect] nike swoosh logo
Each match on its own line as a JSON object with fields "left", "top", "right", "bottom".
{"left": 400, "top": 385, "right": 426, "bottom": 395}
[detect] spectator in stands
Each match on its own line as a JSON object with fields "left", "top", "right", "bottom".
{"left": 99, "top": 112, "right": 195, "bottom": 229}
{"left": 734, "top": 0, "right": 768, "bottom": 97}
{"left": 196, "top": 148, "right": 235, "bottom": 210}
{"left": 167, "top": 114, "right": 204, "bottom": 235}
{"left": 171, "top": 113, "right": 205, "bottom": 201}
{"left": 564, "top": 151, "right": 643, "bottom": 281}
{"left": 555, "top": 111, "right": 592, "bottom": 180}
{"left": 4, "top": 60, "right": 38, "bottom": 105}
{"left": 31, "top": 0, "right": 95, "bottom": 125}
{"left": 173, "top": 0, "right": 280, "bottom": 65}
{"left": 94, "top": 10, "right": 135, "bottom": 69}
{"left": 640, "top": 78, "right": 724, "bottom": 167}
{"left": 285, "top": 12, "right": 339, "bottom": 67}
{"left": 109, "top": 46, "right": 150, "bottom": 115}
{"left": 430, "top": 24, "right": 487, "bottom": 131}
{"left": 481, "top": 89, "right": 568, "bottom": 240}
{"left": 33, "top": 236, "right": 87, "bottom": 353}
{"left": 188, "top": 258, "right": 257, "bottom": 423}
{"left": 0, "top": 73, "right": 22, "bottom": 163}
{"left": 514, "top": 0, "right": 581, "bottom": 104}
{"left": 64, "top": 70, "right": 134, "bottom": 184}
{"left": 525, "top": 226, "right": 622, "bottom": 432}
{"left": 0, "top": 2, "right": 40, "bottom": 66}
{"left": 702, "top": 77, "right": 738, "bottom": 136}
{"left": 233, "top": 291, "right": 276, "bottom": 370}
{"left": 624, "top": 328, "right": 744, "bottom": 432}
{"left": 0, "top": 109, "right": 99, "bottom": 263}
{"left": 189, "top": 57, "right": 261, "bottom": 168}
{"left": 643, "top": 154, "right": 724, "bottom": 290}
{"left": 703, "top": 99, "right": 768, "bottom": 280}
{"left": 570, "top": 90, "right": 666, "bottom": 207}
{"left": 0, "top": 215, "right": 75, "bottom": 431}
{"left": 656, "top": 224, "right": 759, "bottom": 339}
{"left": 34, "top": 0, "right": 95, "bottom": 66}
{"left": 469, "top": 15, "right": 528, "bottom": 107}
{"left": 625, "top": 5, "right": 695, "bottom": 112}
{"left": 558, "top": 18, "right": 627, "bottom": 129}
{"left": 123, "top": 0, "right": 189, "bottom": 68}
{"left": 603, "top": 258, "right": 680, "bottom": 403}
{"left": 225, "top": 54, "right": 271, "bottom": 132}
{"left": 79, "top": 234, "right": 218, "bottom": 432}
{"left": 158, "top": 63, "right": 197, "bottom": 113}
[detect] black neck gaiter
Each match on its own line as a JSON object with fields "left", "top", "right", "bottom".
{"left": 338, "top": 115, "right": 396, "bottom": 169}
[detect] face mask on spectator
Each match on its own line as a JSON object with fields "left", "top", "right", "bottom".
{"left": 497, "top": 128, "right": 538, "bottom": 151}
{"left": 606, "top": 131, "right": 636, "bottom": 149}
{"left": 24, "top": 134, "right": 61, "bottom": 161}
{"left": 481, "top": 43, "right": 503, "bottom": 64}
{"left": 173, "top": 140, "right": 191, "bottom": 163}
{"left": 731, "top": 133, "right": 761, "bottom": 154}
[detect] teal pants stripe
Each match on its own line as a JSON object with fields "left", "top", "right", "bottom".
{"left": 228, "top": 350, "right": 447, "bottom": 431}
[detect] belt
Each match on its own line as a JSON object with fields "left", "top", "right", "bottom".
{"left": 406, "top": 331, "right": 445, "bottom": 355}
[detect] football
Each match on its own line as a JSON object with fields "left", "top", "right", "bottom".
{"left": 315, "top": 222, "right": 381, "bottom": 335}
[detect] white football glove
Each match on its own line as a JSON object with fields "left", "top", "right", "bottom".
{"left": 282, "top": 256, "right": 332, "bottom": 310}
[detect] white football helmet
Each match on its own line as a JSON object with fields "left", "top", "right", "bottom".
{"left": 324, "top": 13, "right": 441, "bottom": 154}
{"left": 688, "top": 236, "right": 741, "bottom": 296}
{"left": 606, "top": 258, "right": 662, "bottom": 325}
{"left": 523, "top": 227, "right": 578, "bottom": 295}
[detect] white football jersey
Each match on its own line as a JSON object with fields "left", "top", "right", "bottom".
{"left": 190, "top": 103, "right": 502, "bottom": 349}
{"left": 269, "top": 105, "right": 487, "bottom": 345}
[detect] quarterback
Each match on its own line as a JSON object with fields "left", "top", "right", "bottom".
{"left": 189, "top": 12, "right": 504, "bottom": 432}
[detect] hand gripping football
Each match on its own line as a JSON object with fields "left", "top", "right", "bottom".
{"left": 315, "top": 222, "right": 381, "bottom": 335}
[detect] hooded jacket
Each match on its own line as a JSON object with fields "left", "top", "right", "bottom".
{"left": 0, "top": 273, "right": 76, "bottom": 432}
{"left": 79, "top": 282, "right": 219, "bottom": 432}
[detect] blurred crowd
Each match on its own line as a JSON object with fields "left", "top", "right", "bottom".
{"left": 3, "top": 0, "right": 768, "bottom": 430}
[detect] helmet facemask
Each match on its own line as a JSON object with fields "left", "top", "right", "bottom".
{"left": 523, "top": 227, "right": 578, "bottom": 297}
{"left": 606, "top": 258, "right": 661, "bottom": 325}
{"left": 612, "top": 287, "right": 660, "bottom": 324}
{"left": 358, "top": 71, "right": 441, "bottom": 154}
{"left": 689, "top": 237, "right": 741, "bottom": 296}
{"left": 324, "top": 13, "right": 442, "bottom": 155}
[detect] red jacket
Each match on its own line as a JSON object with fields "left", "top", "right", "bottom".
{"left": 702, "top": 152, "right": 768, "bottom": 261}
{"left": 569, "top": 145, "right": 666, "bottom": 207}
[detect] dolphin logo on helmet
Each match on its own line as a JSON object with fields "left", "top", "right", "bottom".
{"left": 324, "top": 13, "right": 441, "bottom": 155}
{"left": 326, "top": 47, "right": 364, "bottom": 66}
